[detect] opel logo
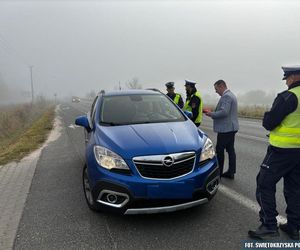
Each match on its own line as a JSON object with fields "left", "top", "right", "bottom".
{"left": 162, "top": 156, "right": 174, "bottom": 167}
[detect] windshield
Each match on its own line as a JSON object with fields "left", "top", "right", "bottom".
{"left": 100, "top": 94, "right": 186, "bottom": 125}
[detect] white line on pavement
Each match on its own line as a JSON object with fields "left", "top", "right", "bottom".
{"left": 201, "top": 126, "right": 268, "bottom": 143}
{"left": 236, "top": 133, "right": 268, "bottom": 143}
{"left": 68, "top": 124, "right": 80, "bottom": 129}
{"left": 218, "top": 184, "right": 287, "bottom": 224}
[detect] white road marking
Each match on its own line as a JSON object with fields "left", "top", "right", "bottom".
{"left": 219, "top": 184, "right": 287, "bottom": 224}
{"left": 201, "top": 126, "right": 268, "bottom": 143}
{"left": 237, "top": 133, "right": 268, "bottom": 143}
{"left": 68, "top": 124, "right": 80, "bottom": 129}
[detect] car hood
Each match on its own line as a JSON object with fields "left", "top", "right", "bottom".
{"left": 96, "top": 121, "right": 205, "bottom": 159}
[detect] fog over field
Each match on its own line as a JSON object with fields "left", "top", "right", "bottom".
{"left": 0, "top": 0, "right": 299, "bottom": 105}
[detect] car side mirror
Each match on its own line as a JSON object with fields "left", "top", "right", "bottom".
{"left": 183, "top": 111, "right": 193, "bottom": 119}
{"left": 75, "top": 115, "right": 91, "bottom": 132}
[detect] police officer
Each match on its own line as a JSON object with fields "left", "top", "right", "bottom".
{"left": 248, "top": 66, "right": 300, "bottom": 240}
{"left": 165, "top": 82, "right": 184, "bottom": 108}
{"left": 183, "top": 80, "right": 203, "bottom": 127}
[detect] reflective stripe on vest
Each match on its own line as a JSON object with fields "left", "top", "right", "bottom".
{"left": 173, "top": 94, "right": 180, "bottom": 105}
{"left": 183, "top": 91, "right": 203, "bottom": 123}
{"left": 269, "top": 86, "right": 300, "bottom": 148}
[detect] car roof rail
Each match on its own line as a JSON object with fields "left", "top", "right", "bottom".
{"left": 98, "top": 90, "right": 105, "bottom": 96}
{"left": 146, "top": 88, "right": 163, "bottom": 94}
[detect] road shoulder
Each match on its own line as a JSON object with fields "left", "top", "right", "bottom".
{"left": 0, "top": 106, "right": 61, "bottom": 250}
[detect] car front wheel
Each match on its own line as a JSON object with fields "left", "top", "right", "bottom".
{"left": 82, "top": 165, "right": 102, "bottom": 212}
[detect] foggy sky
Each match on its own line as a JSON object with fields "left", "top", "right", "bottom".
{"left": 0, "top": 0, "right": 300, "bottom": 101}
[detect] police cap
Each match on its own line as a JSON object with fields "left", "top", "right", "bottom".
{"left": 185, "top": 79, "right": 197, "bottom": 86}
{"left": 165, "top": 82, "right": 175, "bottom": 88}
{"left": 282, "top": 65, "right": 300, "bottom": 80}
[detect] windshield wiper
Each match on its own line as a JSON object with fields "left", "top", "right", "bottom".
{"left": 100, "top": 121, "right": 135, "bottom": 126}
{"left": 100, "top": 121, "right": 161, "bottom": 126}
{"left": 100, "top": 121, "right": 120, "bottom": 126}
{"left": 131, "top": 121, "right": 152, "bottom": 124}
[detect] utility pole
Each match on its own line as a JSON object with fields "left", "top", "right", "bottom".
{"left": 29, "top": 65, "right": 34, "bottom": 104}
{"left": 119, "top": 81, "right": 121, "bottom": 90}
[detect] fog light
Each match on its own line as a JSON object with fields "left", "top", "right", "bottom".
{"left": 97, "top": 190, "right": 130, "bottom": 208}
{"left": 106, "top": 194, "right": 118, "bottom": 204}
{"left": 206, "top": 177, "right": 219, "bottom": 195}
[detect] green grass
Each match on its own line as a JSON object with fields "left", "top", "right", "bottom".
{"left": 0, "top": 105, "right": 55, "bottom": 166}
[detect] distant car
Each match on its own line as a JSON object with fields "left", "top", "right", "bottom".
{"left": 75, "top": 90, "right": 219, "bottom": 214}
{"left": 72, "top": 97, "right": 80, "bottom": 103}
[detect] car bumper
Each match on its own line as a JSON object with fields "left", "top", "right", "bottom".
{"left": 124, "top": 197, "right": 209, "bottom": 215}
{"left": 88, "top": 158, "right": 219, "bottom": 214}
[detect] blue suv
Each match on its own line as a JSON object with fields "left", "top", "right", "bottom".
{"left": 75, "top": 89, "right": 219, "bottom": 214}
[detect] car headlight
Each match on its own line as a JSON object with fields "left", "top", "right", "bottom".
{"left": 200, "top": 138, "right": 215, "bottom": 162}
{"left": 93, "top": 146, "right": 129, "bottom": 170}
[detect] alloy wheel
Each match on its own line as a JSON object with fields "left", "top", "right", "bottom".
{"left": 83, "top": 167, "right": 94, "bottom": 205}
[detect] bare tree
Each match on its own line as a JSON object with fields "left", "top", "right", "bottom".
{"left": 126, "top": 77, "right": 142, "bottom": 89}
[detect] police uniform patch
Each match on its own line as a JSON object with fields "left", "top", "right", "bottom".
{"left": 191, "top": 103, "right": 196, "bottom": 109}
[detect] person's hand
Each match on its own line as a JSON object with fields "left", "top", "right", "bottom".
{"left": 205, "top": 112, "right": 212, "bottom": 117}
{"left": 203, "top": 108, "right": 211, "bottom": 114}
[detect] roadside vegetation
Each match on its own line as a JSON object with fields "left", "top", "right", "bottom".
{"left": 204, "top": 104, "right": 268, "bottom": 119}
{"left": 238, "top": 105, "right": 268, "bottom": 119}
{"left": 0, "top": 99, "right": 55, "bottom": 166}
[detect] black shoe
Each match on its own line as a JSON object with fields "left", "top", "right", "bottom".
{"left": 279, "top": 223, "right": 299, "bottom": 240}
{"left": 221, "top": 172, "right": 234, "bottom": 179}
{"left": 248, "top": 225, "right": 279, "bottom": 240}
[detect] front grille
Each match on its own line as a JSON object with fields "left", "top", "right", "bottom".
{"left": 133, "top": 152, "right": 195, "bottom": 179}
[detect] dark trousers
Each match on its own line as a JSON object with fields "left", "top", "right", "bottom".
{"left": 216, "top": 131, "right": 237, "bottom": 175}
{"left": 256, "top": 146, "right": 300, "bottom": 230}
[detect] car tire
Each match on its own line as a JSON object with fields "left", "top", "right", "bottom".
{"left": 82, "top": 165, "right": 102, "bottom": 212}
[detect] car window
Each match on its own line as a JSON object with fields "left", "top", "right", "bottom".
{"left": 90, "top": 96, "right": 98, "bottom": 123}
{"left": 100, "top": 94, "right": 185, "bottom": 125}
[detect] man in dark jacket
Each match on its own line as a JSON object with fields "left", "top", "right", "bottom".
{"left": 248, "top": 66, "right": 300, "bottom": 240}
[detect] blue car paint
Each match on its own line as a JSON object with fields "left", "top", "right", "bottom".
{"left": 80, "top": 90, "right": 218, "bottom": 209}
{"left": 87, "top": 154, "right": 217, "bottom": 200}
{"left": 95, "top": 121, "right": 203, "bottom": 159}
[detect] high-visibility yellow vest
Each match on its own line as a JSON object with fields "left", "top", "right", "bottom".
{"left": 173, "top": 94, "right": 181, "bottom": 105}
{"left": 269, "top": 86, "right": 300, "bottom": 148}
{"left": 183, "top": 91, "right": 203, "bottom": 123}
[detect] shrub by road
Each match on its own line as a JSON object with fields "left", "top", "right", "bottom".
{"left": 0, "top": 102, "right": 55, "bottom": 166}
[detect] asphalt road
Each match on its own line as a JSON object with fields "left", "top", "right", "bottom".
{"left": 14, "top": 102, "right": 290, "bottom": 250}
